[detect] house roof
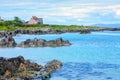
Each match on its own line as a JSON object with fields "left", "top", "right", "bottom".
{"left": 32, "top": 16, "right": 42, "bottom": 20}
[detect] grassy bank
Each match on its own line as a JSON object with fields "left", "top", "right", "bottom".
{"left": 0, "top": 24, "right": 100, "bottom": 31}
{"left": 0, "top": 16, "right": 100, "bottom": 31}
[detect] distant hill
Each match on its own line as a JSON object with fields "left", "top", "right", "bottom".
{"left": 93, "top": 24, "right": 120, "bottom": 28}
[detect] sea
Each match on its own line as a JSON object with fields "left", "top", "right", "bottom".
{"left": 0, "top": 31, "right": 120, "bottom": 80}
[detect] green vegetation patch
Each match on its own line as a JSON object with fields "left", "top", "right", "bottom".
{"left": 0, "top": 16, "right": 100, "bottom": 31}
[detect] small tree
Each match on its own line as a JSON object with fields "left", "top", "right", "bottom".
{"left": 13, "top": 16, "right": 23, "bottom": 26}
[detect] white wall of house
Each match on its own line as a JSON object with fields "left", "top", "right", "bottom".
{"left": 28, "top": 17, "right": 43, "bottom": 24}
{"left": 28, "top": 18, "right": 37, "bottom": 24}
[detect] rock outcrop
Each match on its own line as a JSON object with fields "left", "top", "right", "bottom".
{"left": 18, "top": 38, "right": 71, "bottom": 47}
{"left": 39, "top": 60, "right": 62, "bottom": 79}
{"left": 1, "top": 28, "right": 120, "bottom": 38}
{"left": 80, "top": 30, "right": 91, "bottom": 34}
{"left": 0, "top": 31, "right": 15, "bottom": 38}
{"left": 0, "top": 35, "right": 16, "bottom": 47}
{"left": 0, "top": 36, "right": 71, "bottom": 48}
{"left": 0, "top": 56, "right": 62, "bottom": 80}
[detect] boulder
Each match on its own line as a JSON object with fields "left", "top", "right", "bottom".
{"left": 40, "top": 60, "right": 62, "bottom": 80}
{"left": 37, "top": 39, "right": 46, "bottom": 47}
{"left": 45, "top": 60, "right": 62, "bottom": 73}
{"left": 0, "top": 35, "right": 17, "bottom": 47}
{"left": 39, "top": 68, "right": 51, "bottom": 79}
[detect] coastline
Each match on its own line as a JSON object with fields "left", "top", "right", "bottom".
{"left": 0, "top": 27, "right": 120, "bottom": 38}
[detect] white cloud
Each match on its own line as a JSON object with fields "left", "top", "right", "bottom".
{"left": 104, "top": 5, "right": 120, "bottom": 17}
{"left": 77, "top": 19, "right": 83, "bottom": 21}
{"left": 1, "top": 0, "right": 120, "bottom": 24}
{"left": 116, "top": 10, "right": 120, "bottom": 16}
{"left": 0, "top": 1, "right": 48, "bottom": 8}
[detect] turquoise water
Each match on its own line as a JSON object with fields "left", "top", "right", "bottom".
{"left": 0, "top": 31, "right": 120, "bottom": 80}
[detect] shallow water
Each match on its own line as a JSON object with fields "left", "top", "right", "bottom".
{"left": 0, "top": 31, "right": 120, "bottom": 80}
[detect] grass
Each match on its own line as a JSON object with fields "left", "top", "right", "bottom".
{"left": 0, "top": 24, "right": 100, "bottom": 31}
{"left": 0, "top": 26, "right": 18, "bottom": 31}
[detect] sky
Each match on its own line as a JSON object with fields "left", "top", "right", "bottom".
{"left": 0, "top": 0, "right": 120, "bottom": 25}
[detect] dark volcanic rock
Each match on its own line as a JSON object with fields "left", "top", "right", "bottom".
{"left": 0, "top": 56, "right": 41, "bottom": 78}
{"left": 0, "top": 36, "right": 71, "bottom": 48}
{"left": 18, "top": 38, "right": 71, "bottom": 47}
{"left": 80, "top": 30, "right": 91, "bottom": 34}
{"left": 13, "top": 29, "right": 63, "bottom": 35}
{"left": 0, "top": 56, "right": 62, "bottom": 80}
{"left": 40, "top": 60, "right": 62, "bottom": 80}
{"left": 1, "top": 28, "right": 120, "bottom": 38}
{"left": 0, "top": 31, "right": 16, "bottom": 38}
{"left": 45, "top": 60, "right": 62, "bottom": 73}
{"left": 0, "top": 35, "right": 17, "bottom": 47}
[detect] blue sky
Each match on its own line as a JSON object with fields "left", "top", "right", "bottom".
{"left": 0, "top": 0, "right": 120, "bottom": 25}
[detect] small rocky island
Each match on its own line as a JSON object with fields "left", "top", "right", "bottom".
{"left": 0, "top": 56, "right": 62, "bottom": 80}
{"left": 18, "top": 38, "right": 71, "bottom": 47}
{"left": 0, "top": 35, "right": 71, "bottom": 47}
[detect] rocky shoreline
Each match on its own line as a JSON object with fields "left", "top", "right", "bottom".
{"left": 0, "top": 56, "right": 62, "bottom": 80}
{"left": 0, "top": 28, "right": 120, "bottom": 38}
{"left": 1, "top": 27, "right": 119, "bottom": 47}
{"left": 0, "top": 35, "right": 71, "bottom": 47}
